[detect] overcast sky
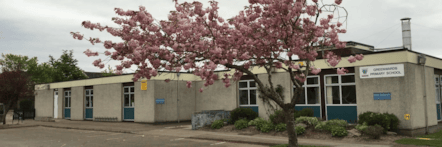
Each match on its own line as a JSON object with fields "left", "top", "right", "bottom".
{"left": 1, "top": 0, "right": 441, "bottom": 73}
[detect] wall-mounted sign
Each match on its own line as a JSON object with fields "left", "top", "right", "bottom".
{"left": 373, "top": 92, "right": 391, "bottom": 100}
{"left": 360, "top": 64, "right": 404, "bottom": 79}
{"left": 155, "top": 98, "right": 165, "bottom": 104}
{"left": 404, "top": 114, "right": 410, "bottom": 120}
{"left": 141, "top": 80, "right": 147, "bottom": 90}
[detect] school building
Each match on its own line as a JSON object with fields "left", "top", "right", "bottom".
{"left": 34, "top": 18, "right": 442, "bottom": 136}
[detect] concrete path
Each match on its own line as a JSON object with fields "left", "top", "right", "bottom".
{"left": 0, "top": 119, "right": 396, "bottom": 147}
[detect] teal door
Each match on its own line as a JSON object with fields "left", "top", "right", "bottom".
{"left": 85, "top": 89, "right": 93, "bottom": 120}
{"left": 64, "top": 91, "right": 71, "bottom": 119}
{"left": 123, "top": 86, "right": 134, "bottom": 121}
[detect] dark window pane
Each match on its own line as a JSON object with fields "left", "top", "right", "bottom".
{"left": 86, "top": 96, "right": 90, "bottom": 107}
{"left": 341, "top": 75, "right": 355, "bottom": 83}
{"left": 65, "top": 92, "right": 68, "bottom": 96}
{"left": 326, "top": 86, "right": 340, "bottom": 104}
{"left": 294, "top": 88, "right": 306, "bottom": 104}
{"left": 86, "top": 90, "right": 89, "bottom": 95}
{"left": 436, "top": 85, "right": 440, "bottom": 103}
{"left": 130, "top": 87, "right": 134, "bottom": 92}
{"left": 326, "top": 76, "right": 339, "bottom": 84}
{"left": 130, "top": 94, "right": 135, "bottom": 107}
{"left": 124, "top": 95, "right": 130, "bottom": 107}
{"left": 68, "top": 91, "right": 71, "bottom": 96}
{"left": 65, "top": 98, "right": 69, "bottom": 107}
{"left": 307, "top": 77, "right": 318, "bottom": 85}
{"left": 124, "top": 88, "right": 129, "bottom": 93}
{"left": 90, "top": 90, "right": 93, "bottom": 95}
{"left": 250, "top": 90, "right": 256, "bottom": 105}
{"left": 239, "top": 82, "right": 248, "bottom": 88}
{"left": 307, "top": 87, "right": 320, "bottom": 104}
{"left": 342, "top": 85, "right": 356, "bottom": 104}
{"left": 435, "top": 76, "right": 439, "bottom": 84}
{"left": 90, "top": 96, "right": 93, "bottom": 107}
{"left": 239, "top": 90, "right": 249, "bottom": 105}
{"left": 249, "top": 81, "right": 256, "bottom": 87}
{"left": 68, "top": 97, "right": 71, "bottom": 107}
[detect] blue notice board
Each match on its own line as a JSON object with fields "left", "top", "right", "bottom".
{"left": 374, "top": 93, "right": 391, "bottom": 100}
{"left": 156, "top": 98, "right": 165, "bottom": 104}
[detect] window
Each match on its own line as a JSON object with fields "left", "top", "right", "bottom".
{"left": 85, "top": 89, "right": 93, "bottom": 108}
{"left": 124, "top": 86, "right": 135, "bottom": 107}
{"left": 294, "top": 76, "right": 321, "bottom": 105}
{"left": 436, "top": 75, "right": 441, "bottom": 104}
{"left": 325, "top": 74, "right": 356, "bottom": 105}
{"left": 238, "top": 80, "right": 257, "bottom": 106}
{"left": 64, "top": 91, "right": 71, "bottom": 108}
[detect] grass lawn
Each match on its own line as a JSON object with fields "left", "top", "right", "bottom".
{"left": 395, "top": 130, "right": 442, "bottom": 147}
{"left": 271, "top": 145, "right": 328, "bottom": 147}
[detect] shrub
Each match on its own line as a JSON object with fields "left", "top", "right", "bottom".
{"left": 275, "top": 123, "right": 287, "bottom": 132}
{"left": 229, "top": 108, "right": 258, "bottom": 124}
{"left": 234, "top": 119, "right": 249, "bottom": 130}
{"left": 295, "top": 116, "right": 319, "bottom": 127}
{"left": 255, "top": 119, "right": 270, "bottom": 131}
{"left": 294, "top": 108, "right": 314, "bottom": 119}
{"left": 269, "top": 110, "right": 286, "bottom": 125}
{"left": 211, "top": 120, "right": 224, "bottom": 129}
{"left": 363, "top": 125, "right": 384, "bottom": 139}
{"left": 248, "top": 117, "right": 265, "bottom": 126}
{"left": 355, "top": 122, "right": 368, "bottom": 132}
{"left": 314, "top": 119, "right": 347, "bottom": 132}
{"left": 331, "top": 126, "right": 348, "bottom": 137}
{"left": 295, "top": 125, "right": 306, "bottom": 135}
{"left": 358, "top": 112, "right": 399, "bottom": 133}
{"left": 259, "top": 121, "right": 275, "bottom": 133}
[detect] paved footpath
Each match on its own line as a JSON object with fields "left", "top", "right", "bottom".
{"left": 1, "top": 119, "right": 396, "bottom": 147}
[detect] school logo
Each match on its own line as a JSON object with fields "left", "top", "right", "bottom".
{"left": 362, "top": 69, "right": 368, "bottom": 74}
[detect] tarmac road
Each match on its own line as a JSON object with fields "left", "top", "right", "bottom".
{"left": 0, "top": 126, "right": 265, "bottom": 147}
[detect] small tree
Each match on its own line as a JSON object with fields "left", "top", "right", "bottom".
{"left": 71, "top": 0, "right": 363, "bottom": 146}
{"left": 0, "top": 71, "right": 34, "bottom": 124}
{"left": 49, "top": 50, "right": 88, "bottom": 82}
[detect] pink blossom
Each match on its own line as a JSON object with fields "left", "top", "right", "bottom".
{"left": 337, "top": 67, "right": 348, "bottom": 75}
{"left": 274, "top": 62, "right": 282, "bottom": 68}
{"left": 335, "top": 0, "right": 342, "bottom": 5}
{"left": 295, "top": 73, "right": 306, "bottom": 83}
{"left": 355, "top": 54, "right": 364, "bottom": 61}
{"left": 290, "top": 64, "right": 300, "bottom": 70}
{"left": 165, "top": 79, "right": 170, "bottom": 83}
{"left": 186, "top": 81, "right": 192, "bottom": 88}
{"left": 310, "top": 67, "right": 321, "bottom": 75}
{"left": 84, "top": 49, "right": 99, "bottom": 57}
{"left": 347, "top": 55, "right": 356, "bottom": 63}
{"left": 116, "top": 65, "right": 123, "bottom": 71}
{"left": 115, "top": 70, "right": 123, "bottom": 75}
{"left": 312, "top": 0, "right": 318, "bottom": 3}
{"left": 104, "top": 41, "right": 113, "bottom": 49}
{"left": 199, "top": 88, "right": 204, "bottom": 93}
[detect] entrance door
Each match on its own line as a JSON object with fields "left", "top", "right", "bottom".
{"left": 54, "top": 91, "right": 58, "bottom": 118}
{"left": 123, "top": 86, "right": 134, "bottom": 121}
{"left": 436, "top": 75, "right": 441, "bottom": 121}
{"left": 85, "top": 89, "right": 93, "bottom": 120}
{"left": 64, "top": 91, "right": 71, "bottom": 119}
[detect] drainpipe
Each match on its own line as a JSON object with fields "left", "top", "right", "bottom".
{"left": 177, "top": 73, "right": 180, "bottom": 123}
{"left": 418, "top": 54, "right": 428, "bottom": 134}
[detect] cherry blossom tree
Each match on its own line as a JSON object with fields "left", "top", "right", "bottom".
{"left": 71, "top": 0, "right": 363, "bottom": 146}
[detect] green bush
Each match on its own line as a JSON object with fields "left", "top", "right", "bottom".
{"left": 234, "top": 119, "right": 249, "bottom": 130}
{"left": 363, "top": 125, "right": 384, "bottom": 139}
{"left": 331, "top": 126, "right": 348, "bottom": 137}
{"left": 270, "top": 110, "right": 286, "bottom": 125}
{"left": 211, "top": 120, "right": 224, "bottom": 129}
{"left": 275, "top": 123, "right": 287, "bottom": 132}
{"left": 355, "top": 122, "right": 368, "bottom": 132}
{"left": 295, "top": 116, "right": 319, "bottom": 126}
{"left": 358, "top": 112, "right": 399, "bottom": 133}
{"left": 19, "top": 99, "right": 34, "bottom": 110}
{"left": 229, "top": 108, "right": 258, "bottom": 124}
{"left": 295, "top": 125, "right": 306, "bottom": 135}
{"left": 259, "top": 121, "right": 275, "bottom": 133}
{"left": 314, "top": 119, "right": 347, "bottom": 132}
{"left": 248, "top": 117, "right": 265, "bottom": 126}
{"left": 294, "top": 108, "right": 314, "bottom": 119}
{"left": 255, "top": 119, "right": 270, "bottom": 131}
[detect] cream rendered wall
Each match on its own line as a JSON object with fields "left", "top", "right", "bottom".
{"left": 256, "top": 72, "right": 292, "bottom": 120}
{"left": 94, "top": 83, "right": 123, "bottom": 121}
{"left": 134, "top": 81, "right": 155, "bottom": 123}
{"left": 70, "top": 86, "right": 84, "bottom": 120}
{"left": 35, "top": 89, "right": 53, "bottom": 118}
{"left": 195, "top": 79, "right": 236, "bottom": 112}
{"left": 356, "top": 63, "right": 438, "bottom": 130}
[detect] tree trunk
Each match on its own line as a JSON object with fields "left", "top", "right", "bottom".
{"left": 2, "top": 101, "right": 13, "bottom": 125}
{"left": 285, "top": 107, "right": 298, "bottom": 147}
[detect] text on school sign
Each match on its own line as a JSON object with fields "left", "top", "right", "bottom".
{"left": 360, "top": 64, "right": 404, "bottom": 79}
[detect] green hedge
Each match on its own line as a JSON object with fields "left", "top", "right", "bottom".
{"left": 234, "top": 119, "right": 249, "bottom": 130}
{"left": 358, "top": 112, "right": 400, "bottom": 133}
{"left": 211, "top": 120, "right": 224, "bottom": 129}
{"left": 229, "top": 108, "right": 258, "bottom": 124}
{"left": 269, "top": 108, "right": 314, "bottom": 125}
